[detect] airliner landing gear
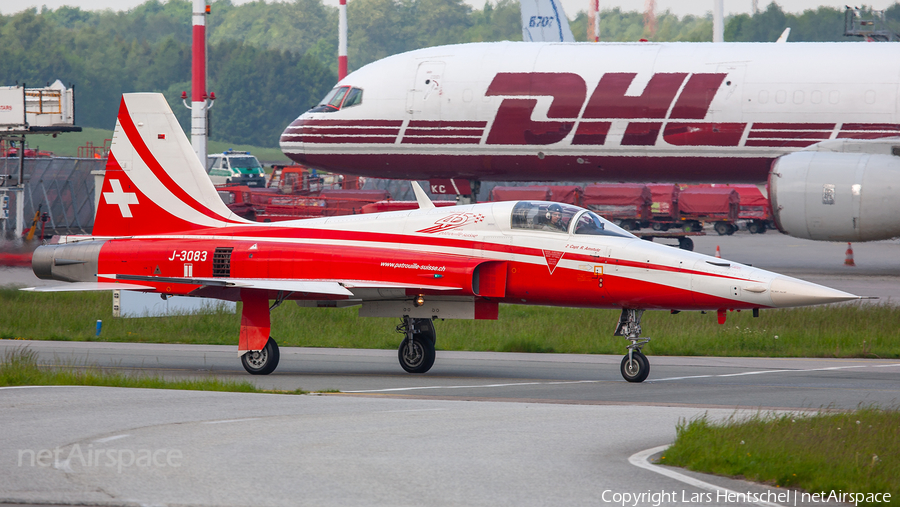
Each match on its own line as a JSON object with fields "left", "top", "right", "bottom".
{"left": 397, "top": 316, "right": 436, "bottom": 373}
{"left": 241, "top": 337, "right": 280, "bottom": 375}
{"left": 615, "top": 309, "right": 651, "bottom": 383}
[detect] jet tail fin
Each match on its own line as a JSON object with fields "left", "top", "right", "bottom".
{"left": 92, "top": 93, "right": 248, "bottom": 237}
{"left": 520, "top": 0, "right": 575, "bottom": 42}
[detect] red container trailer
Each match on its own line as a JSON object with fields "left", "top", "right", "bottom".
{"left": 729, "top": 184, "right": 771, "bottom": 234}
{"left": 677, "top": 187, "right": 740, "bottom": 235}
{"left": 646, "top": 183, "right": 680, "bottom": 230}
{"left": 582, "top": 184, "right": 651, "bottom": 231}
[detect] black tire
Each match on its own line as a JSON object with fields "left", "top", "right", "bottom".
{"left": 678, "top": 237, "right": 694, "bottom": 251}
{"left": 651, "top": 222, "right": 663, "bottom": 231}
{"left": 620, "top": 351, "right": 650, "bottom": 383}
{"left": 747, "top": 221, "right": 760, "bottom": 234}
{"left": 715, "top": 222, "right": 729, "bottom": 235}
{"left": 241, "top": 337, "right": 280, "bottom": 375}
{"left": 413, "top": 318, "right": 436, "bottom": 345}
{"left": 398, "top": 335, "right": 436, "bottom": 374}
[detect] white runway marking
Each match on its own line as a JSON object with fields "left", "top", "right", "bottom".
{"left": 344, "top": 363, "right": 900, "bottom": 393}
{"left": 629, "top": 445, "right": 784, "bottom": 507}
{"left": 651, "top": 363, "right": 895, "bottom": 382}
{"left": 379, "top": 408, "right": 449, "bottom": 414}
{"left": 344, "top": 380, "right": 602, "bottom": 393}
{"left": 93, "top": 434, "right": 130, "bottom": 443}
{"left": 202, "top": 417, "right": 260, "bottom": 425}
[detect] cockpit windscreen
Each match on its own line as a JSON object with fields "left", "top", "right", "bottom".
{"left": 308, "top": 86, "right": 364, "bottom": 113}
{"left": 511, "top": 201, "right": 634, "bottom": 238}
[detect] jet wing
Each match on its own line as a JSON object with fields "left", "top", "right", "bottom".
{"left": 21, "top": 282, "right": 155, "bottom": 292}
{"left": 101, "top": 274, "right": 356, "bottom": 296}
{"left": 99, "top": 274, "right": 462, "bottom": 296}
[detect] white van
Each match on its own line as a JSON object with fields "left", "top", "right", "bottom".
{"left": 206, "top": 150, "right": 267, "bottom": 188}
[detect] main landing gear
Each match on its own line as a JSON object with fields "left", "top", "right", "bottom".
{"left": 397, "top": 316, "right": 436, "bottom": 373}
{"left": 615, "top": 308, "right": 651, "bottom": 383}
{"left": 238, "top": 291, "right": 282, "bottom": 375}
{"left": 241, "top": 337, "right": 280, "bottom": 375}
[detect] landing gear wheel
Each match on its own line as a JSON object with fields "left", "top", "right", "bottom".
{"left": 241, "top": 337, "right": 280, "bottom": 375}
{"left": 620, "top": 351, "right": 650, "bottom": 383}
{"left": 415, "top": 318, "right": 436, "bottom": 345}
{"left": 398, "top": 335, "right": 436, "bottom": 374}
{"left": 678, "top": 237, "right": 694, "bottom": 251}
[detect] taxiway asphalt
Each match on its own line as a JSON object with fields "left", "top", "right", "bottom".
{"left": 3, "top": 340, "right": 898, "bottom": 410}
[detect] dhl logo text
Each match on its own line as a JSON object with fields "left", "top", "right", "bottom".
{"left": 484, "top": 72, "right": 736, "bottom": 147}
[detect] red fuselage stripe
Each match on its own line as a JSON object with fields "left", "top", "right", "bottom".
{"left": 150, "top": 224, "right": 758, "bottom": 284}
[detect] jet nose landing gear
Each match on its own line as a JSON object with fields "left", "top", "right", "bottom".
{"left": 615, "top": 309, "right": 651, "bottom": 383}
{"left": 397, "top": 316, "right": 436, "bottom": 373}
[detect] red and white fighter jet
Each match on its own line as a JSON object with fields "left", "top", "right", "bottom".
{"left": 28, "top": 93, "right": 859, "bottom": 382}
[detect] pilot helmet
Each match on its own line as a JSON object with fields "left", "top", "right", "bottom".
{"left": 546, "top": 203, "right": 562, "bottom": 219}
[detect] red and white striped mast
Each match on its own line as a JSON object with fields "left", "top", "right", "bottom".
{"left": 338, "top": 0, "right": 348, "bottom": 80}
{"left": 337, "top": 0, "right": 359, "bottom": 189}
{"left": 191, "top": 0, "right": 210, "bottom": 164}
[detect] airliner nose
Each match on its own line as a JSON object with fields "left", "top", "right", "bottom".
{"left": 769, "top": 276, "right": 860, "bottom": 307}
{"left": 280, "top": 117, "right": 307, "bottom": 164}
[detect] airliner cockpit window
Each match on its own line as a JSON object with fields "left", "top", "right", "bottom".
{"left": 510, "top": 201, "right": 580, "bottom": 234}
{"left": 342, "top": 87, "right": 363, "bottom": 108}
{"left": 573, "top": 211, "right": 634, "bottom": 238}
{"left": 308, "top": 86, "right": 363, "bottom": 113}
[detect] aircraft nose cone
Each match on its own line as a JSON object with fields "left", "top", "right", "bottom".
{"left": 769, "top": 276, "right": 860, "bottom": 307}
{"left": 280, "top": 118, "right": 307, "bottom": 164}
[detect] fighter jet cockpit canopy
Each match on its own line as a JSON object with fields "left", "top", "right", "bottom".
{"left": 511, "top": 202, "right": 634, "bottom": 238}
{"left": 308, "top": 86, "right": 364, "bottom": 113}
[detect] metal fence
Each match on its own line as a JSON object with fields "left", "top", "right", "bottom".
{"left": 1, "top": 157, "right": 104, "bottom": 239}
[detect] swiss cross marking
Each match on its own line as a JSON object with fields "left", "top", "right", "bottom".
{"left": 104, "top": 179, "right": 139, "bottom": 218}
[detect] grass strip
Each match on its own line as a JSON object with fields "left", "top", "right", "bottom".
{"left": 2, "top": 289, "right": 898, "bottom": 358}
{"left": 0, "top": 347, "right": 305, "bottom": 394}
{"left": 661, "top": 408, "right": 899, "bottom": 506}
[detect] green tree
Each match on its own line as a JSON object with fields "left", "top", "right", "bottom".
{"left": 209, "top": 0, "right": 335, "bottom": 56}
{"left": 725, "top": 3, "right": 847, "bottom": 42}
{"left": 207, "top": 41, "right": 335, "bottom": 146}
{"left": 464, "top": 0, "right": 521, "bottom": 42}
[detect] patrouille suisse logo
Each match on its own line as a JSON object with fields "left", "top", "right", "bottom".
{"left": 416, "top": 212, "right": 485, "bottom": 234}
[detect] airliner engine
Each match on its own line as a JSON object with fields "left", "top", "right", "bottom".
{"left": 768, "top": 140, "right": 900, "bottom": 242}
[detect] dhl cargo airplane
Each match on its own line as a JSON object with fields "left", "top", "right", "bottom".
{"left": 281, "top": 41, "right": 900, "bottom": 243}
{"left": 26, "top": 93, "right": 859, "bottom": 382}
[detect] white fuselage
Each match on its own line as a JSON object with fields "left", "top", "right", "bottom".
{"left": 281, "top": 41, "right": 900, "bottom": 183}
